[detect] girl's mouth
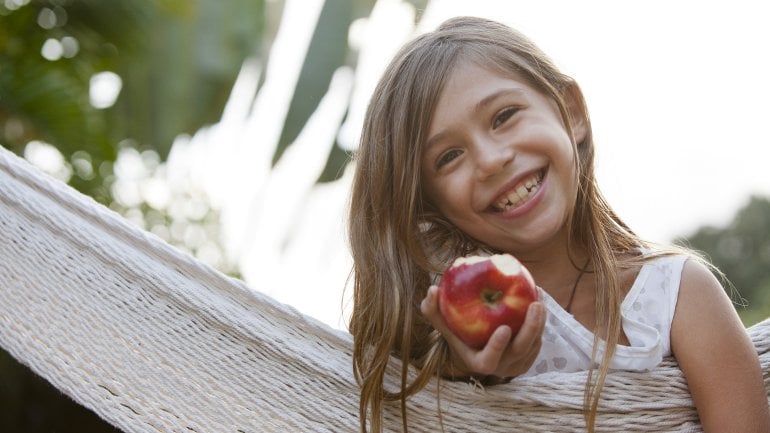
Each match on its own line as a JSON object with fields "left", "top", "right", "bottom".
{"left": 490, "top": 169, "right": 545, "bottom": 212}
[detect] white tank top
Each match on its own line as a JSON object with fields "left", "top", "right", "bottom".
{"left": 522, "top": 254, "right": 687, "bottom": 377}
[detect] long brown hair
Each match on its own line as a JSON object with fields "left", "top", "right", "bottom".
{"left": 348, "top": 16, "right": 650, "bottom": 432}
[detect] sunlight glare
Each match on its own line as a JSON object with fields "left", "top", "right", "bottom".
{"left": 89, "top": 71, "right": 122, "bottom": 109}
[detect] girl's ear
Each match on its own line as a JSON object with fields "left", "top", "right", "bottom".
{"left": 563, "top": 81, "right": 589, "bottom": 145}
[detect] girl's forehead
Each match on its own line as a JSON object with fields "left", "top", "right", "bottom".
{"left": 438, "top": 57, "right": 535, "bottom": 98}
{"left": 435, "top": 60, "right": 546, "bottom": 111}
{"left": 452, "top": 48, "right": 528, "bottom": 76}
{"left": 448, "top": 59, "right": 521, "bottom": 83}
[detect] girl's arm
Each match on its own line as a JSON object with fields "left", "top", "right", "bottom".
{"left": 671, "top": 259, "right": 770, "bottom": 433}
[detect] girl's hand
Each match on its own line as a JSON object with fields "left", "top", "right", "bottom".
{"left": 420, "top": 285, "right": 546, "bottom": 380}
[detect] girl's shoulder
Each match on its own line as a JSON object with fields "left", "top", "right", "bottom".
{"left": 623, "top": 249, "right": 691, "bottom": 303}
{"left": 629, "top": 245, "right": 702, "bottom": 280}
{"left": 618, "top": 247, "right": 690, "bottom": 287}
{"left": 639, "top": 251, "right": 689, "bottom": 279}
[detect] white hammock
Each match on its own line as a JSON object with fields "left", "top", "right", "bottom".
{"left": 1, "top": 146, "right": 768, "bottom": 432}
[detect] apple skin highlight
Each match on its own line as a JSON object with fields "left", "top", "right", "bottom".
{"left": 438, "top": 254, "right": 539, "bottom": 349}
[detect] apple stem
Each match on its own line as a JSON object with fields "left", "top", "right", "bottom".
{"left": 482, "top": 289, "right": 503, "bottom": 306}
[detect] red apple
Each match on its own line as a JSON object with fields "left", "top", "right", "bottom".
{"left": 437, "top": 254, "right": 539, "bottom": 349}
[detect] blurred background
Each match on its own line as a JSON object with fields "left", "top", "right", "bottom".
{"left": 1, "top": 0, "right": 769, "bottom": 431}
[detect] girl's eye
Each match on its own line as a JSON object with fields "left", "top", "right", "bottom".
{"left": 436, "top": 149, "right": 463, "bottom": 169}
{"left": 493, "top": 107, "right": 518, "bottom": 129}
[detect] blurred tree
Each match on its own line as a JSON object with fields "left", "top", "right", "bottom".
{"left": 675, "top": 195, "right": 770, "bottom": 326}
{"left": 113, "top": 0, "right": 266, "bottom": 160}
{"left": 0, "top": 0, "right": 266, "bottom": 202}
{"left": 279, "top": 0, "right": 387, "bottom": 183}
{"left": 0, "top": 0, "right": 148, "bottom": 199}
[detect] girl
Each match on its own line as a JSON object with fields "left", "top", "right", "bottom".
{"left": 347, "top": 16, "right": 769, "bottom": 433}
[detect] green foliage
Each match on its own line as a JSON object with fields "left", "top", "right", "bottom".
{"left": 275, "top": 0, "right": 352, "bottom": 166}
{"left": 0, "top": 0, "right": 141, "bottom": 199}
{"left": 0, "top": 0, "right": 265, "bottom": 202}
{"left": 675, "top": 195, "right": 770, "bottom": 326}
{"left": 113, "top": 0, "right": 266, "bottom": 159}
{"left": 279, "top": 0, "right": 378, "bottom": 183}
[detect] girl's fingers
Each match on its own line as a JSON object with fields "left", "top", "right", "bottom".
{"left": 510, "top": 302, "right": 546, "bottom": 354}
{"left": 470, "top": 325, "right": 513, "bottom": 375}
{"left": 420, "top": 286, "right": 473, "bottom": 355}
{"left": 419, "top": 285, "right": 440, "bottom": 317}
{"left": 498, "top": 301, "right": 546, "bottom": 376}
{"left": 420, "top": 286, "right": 449, "bottom": 333}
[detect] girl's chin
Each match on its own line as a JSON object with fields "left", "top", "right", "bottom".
{"left": 483, "top": 216, "right": 569, "bottom": 252}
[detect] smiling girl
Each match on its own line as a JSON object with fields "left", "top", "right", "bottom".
{"left": 347, "top": 16, "right": 769, "bottom": 433}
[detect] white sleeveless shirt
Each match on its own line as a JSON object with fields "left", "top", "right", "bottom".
{"left": 522, "top": 254, "right": 687, "bottom": 377}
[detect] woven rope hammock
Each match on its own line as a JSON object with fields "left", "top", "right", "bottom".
{"left": 1, "top": 146, "right": 768, "bottom": 432}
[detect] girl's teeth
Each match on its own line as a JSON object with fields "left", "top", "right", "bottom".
{"left": 494, "top": 172, "right": 543, "bottom": 211}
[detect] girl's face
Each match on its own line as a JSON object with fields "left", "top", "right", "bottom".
{"left": 420, "top": 61, "right": 586, "bottom": 257}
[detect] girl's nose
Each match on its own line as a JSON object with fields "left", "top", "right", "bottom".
{"left": 474, "top": 140, "right": 514, "bottom": 180}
